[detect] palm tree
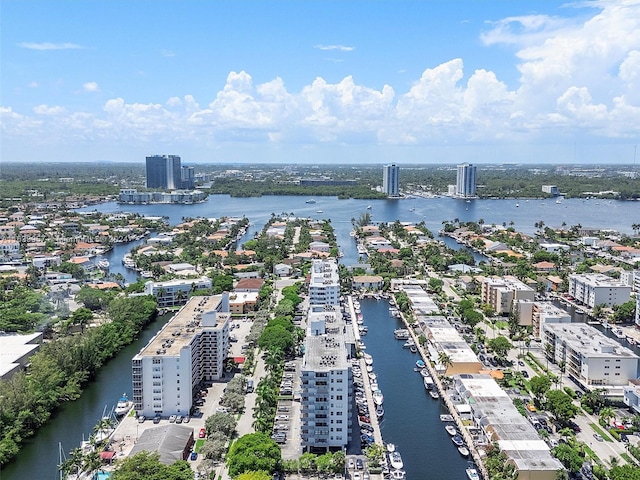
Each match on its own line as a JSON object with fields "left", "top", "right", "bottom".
{"left": 437, "top": 351, "right": 453, "bottom": 375}
{"left": 599, "top": 406, "right": 615, "bottom": 427}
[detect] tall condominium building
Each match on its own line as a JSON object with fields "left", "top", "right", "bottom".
{"left": 382, "top": 164, "right": 400, "bottom": 197}
{"left": 132, "top": 294, "right": 231, "bottom": 417}
{"left": 308, "top": 259, "right": 340, "bottom": 306}
{"left": 300, "top": 304, "right": 352, "bottom": 451}
{"left": 146, "top": 155, "right": 182, "bottom": 189}
{"left": 456, "top": 163, "right": 477, "bottom": 198}
{"left": 181, "top": 166, "right": 195, "bottom": 190}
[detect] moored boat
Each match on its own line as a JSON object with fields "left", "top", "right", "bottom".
{"left": 389, "top": 451, "right": 403, "bottom": 470}
{"left": 440, "top": 414, "right": 454, "bottom": 422}
{"left": 376, "top": 404, "right": 384, "bottom": 418}
{"left": 114, "top": 393, "right": 132, "bottom": 416}
{"left": 445, "top": 425, "right": 458, "bottom": 436}
{"left": 458, "top": 446, "right": 470, "bottom": 457}
{"left": 423, "top": 376, "right": 434, "bottom": 390}
{"left": 390, "top": 470, "right": 406, "bottom": 479}
{"left": 429, "top": 390, "right": 439, "bottom": 399}
{"left": 451, "top": 435, "right": 464, "bottom": 447}
{"left": 415, "top": 359, "right": 425, "bottom": 369}
{"left": 386, "top": 443, "right": 396, "bottom": 453}
{"left": 372, "top": 389, "right": 384, "bottom": 406}
{"left": 466, "top": 467, "right": 480, "bottom": 480}
{"left": 394, "top": 328, "right": 409, "bottom": 340}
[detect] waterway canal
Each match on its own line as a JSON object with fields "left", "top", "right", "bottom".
{"left": 2, "top": 313, "right": 172, "bottom": 480}
{"left": 359, "top": 297, "right": 470, "bottom": 479}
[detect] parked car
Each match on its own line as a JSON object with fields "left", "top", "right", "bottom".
{"left": 356, "top": 458, "right": 364, "bottom": 470}
{"left": 137, "top": 415, "right": 146, "bottom": 423}
{"left": 593, "top": 433, "right": 603, "bottom": 442}
{"left": 199, "top": 428, "right": 206, "bottom": 438}
{"left": 190, "top": 452, "right": 198, "bottom": 460}
{"left": 169, "top": 415, "right": 177, "bottom": 423}
{"left": 153, "top": 414, "right": 161, "bottom": 424}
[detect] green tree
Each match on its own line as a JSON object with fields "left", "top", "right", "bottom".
{"left": 609, "top": 465, "right": 640, "bottom": 480}
{"left": 111, "top": 451, "right": 193, "bottom": 480}
{"left": 205, "top": 412, "right": 237, "bottom": 437}
{"left": 551, "top": 444, "right": 584, "bottom": 473}
{"left": 227, "top": 432, "right": 281, "bottom": 478}
{"left": 69, "top": 307, "right": 93, "bottom": 333}
{"left": 529, "top": 376, "right": 552, "bottom": 402}
{"left": 236, "top": 472, "right": 272, "bottom": 480}
{"left": 546, "top": 390, "right": 579, "bottom": 423}
{"left": 487, "top": 335, "right": 512, "bottom": 359}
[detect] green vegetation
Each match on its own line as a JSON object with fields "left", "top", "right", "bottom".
{"left": 0, "top": 295, "right": 157, "bottom": 466}
{"left": 209, "top": 178, "right": 387, "bottom": 199}
{"left": 226, "top": 432, "right": 281, "bottom": 477}
{"left": 111, "top": 451, "right": 193, "bottom": 480}
{"left": 281, "top": 451, "right": 346, "bottom": 476}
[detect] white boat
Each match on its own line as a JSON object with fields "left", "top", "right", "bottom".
{"left": 367, "top": 205, "right": 372, "bottom": 210}
{"left": 403, "top": 339, "right": 415, "bottom": 349}
{"left": 423, "top": 376, "right": 434, "bottom": 391}
{"left": 389, "top": 451, "right": 403, "bottom": 470}
{"left": 372, "top": 390, "right": 384, "bottom": 406}
{"left": 366, "top": 365, "right": 374, "bottom": 373}
{"left": 376, "top": 404, "right": 384, "bottom": 418}
{"left": 445, "top": 425, "right": 458, "bottom": 436}
{"left": 458, "top": 446, "right": 470, "bottom": 457}
{"left": 115, "top": 393, "right": 132, "bottom": 416}
{"left": 368, "top": 372, "right": 377, "bottom": 382}
{"left": 97, "top": 259, "right": 110, "bottom": 270}
{"left": 305, "top": 199, "right": 316, "bottom": 204}
{"left": 316, "top": 210, "right": 324, "bottom": 214}
{"left": 386, "top": 443, "right": 396, "bottom": 453}
{"left": 420, "top": 368, "right": 430, "bottom": 378}
{"left": 429, "top": 390, "right": 440, "bottom": 399}
{"left": 613, "top": 328, "right": 626, "bottom": 339}
{"left": 440, "top": 414, "right": 454, "bottom": 422}
{"left": 390, "top": 470, "right": 406, "bottom": 479}
{"left": 466, "top": 468, "right": 480, "bottom": 480}
{"left": 394, "top": 329, "right": 409, "bottom": 340}
{"left": 364, "top": 353, "right": 373, "bottom": 366}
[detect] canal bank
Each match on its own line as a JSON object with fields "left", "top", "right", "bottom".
{"left": 2, "top": 312, "right": 173, "bottom": 480}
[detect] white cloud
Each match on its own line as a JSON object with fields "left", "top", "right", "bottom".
{"left": 314, "top": 44, "right": 354, "bottom": 52}
{"left": 17, "top": 42, "right": 85, "bottom": 50}
{"left": 83, "top": 82, "right": 101, "bottom": 93}
{"left": 33, "top": 105, "right": 66, "bottom": 115}
{"left": 4, "top": 1, "right": 640, "bottom": 155}
{"left": 160, "top": 49, "right": 176, "bottom": 57}
{"left": 27, "top": 81, "right": 39, "bottom": 88}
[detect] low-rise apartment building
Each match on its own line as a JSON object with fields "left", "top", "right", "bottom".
{"left": 453, "top": 374, "right": 563, "bottom": 480}
{"left": 481, "top": 276, "right": 535, "bottom": 315}
{"left": 517, "top": 300, "right": 571, "bottom": 339}
{"left": 144, "top": 277, "right": 212, "bottom": 308}
{"left": 132, "top": 294, "right": 231, "bottom": 417}
{"left": 542, "top": 323, "right": 639, "bottom": 397}
{"left": 568, "top": 273, "right": 631, "bottom": 308}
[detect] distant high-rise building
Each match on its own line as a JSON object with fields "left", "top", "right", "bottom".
{"left": 382, "top": 164, "right": 400, "bottom": 197}
{"left": 146, "top": 155, "right": 182, "bottom": 189}
{"left": 456, "top": 163, "right": 477, "bottom": 198}
{"left": 181, "top": 166, "right": 195, "bottom": 190}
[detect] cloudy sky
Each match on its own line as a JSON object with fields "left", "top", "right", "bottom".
{"left": 2, "top": 0, "right": 640, "bottom": 165}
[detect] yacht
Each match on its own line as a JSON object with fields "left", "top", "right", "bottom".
{"left": 394, "top": 329, "right": 409, "bottom": 340}
{"left": 451, "top": 435, "right": 465, "bottom": 447}
{"left": 429, "top": 390, "right": 440, "bottom": 399}
{"left": 423, "top": 376, "right": 434, "bottom": 390}
{"left": 367, "top": 205, "right": 372, "bottom": 210}
{"left": 389, "top": 451, "right": 404, "bottom": 470}
{"left": 445, "top": 425, "right": 458, "bottom": 436}
{"left": 114, "top": 393, "right": 132, "bottom": 417}
{"left": 390, "top": 470, "right": 406, "bottom": 479}
{"left": 305, "top": 199, "right": 316, "bottom": 204}
{"left": 466, "top": 467, "right": 480, "bottom": 480}
{"left": 458, "top": 446, "right": 470, "bottom": 457}
{"left": 372, "top": 389, "right": 384, "bottom": 406}
{"left": 386, "top": 443, "right": 396, "bottom": 453}
{"left": 97, "top": 258, "right": 110, "bottom": 270}
{"left": 440, "top": 414, "right": 454, "bottom": 422}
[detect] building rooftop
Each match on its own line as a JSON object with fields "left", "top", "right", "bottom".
{"left": 570, "top": 273, "right": 630, "bottom": 287}
{"left": 544, "top": 323, "right": 639, "bottom": 359}
{"left": 421, "top": 316, "right": 480, "bottom": 364}
{"left": 455, "top": 374, "right": 563, "bottom": 472}
{"left": 138, "top": 295, "right": 229, "bottom": 357}
{"left": 303, "top": 305, "right": 350, "bottom": 371}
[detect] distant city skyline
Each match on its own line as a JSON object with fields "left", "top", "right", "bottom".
{"left": 2, "top": 1, "right": 640, "bottom": 164}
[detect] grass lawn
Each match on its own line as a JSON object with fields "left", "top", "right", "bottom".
{"left": 494, "top": 321, "right": 509, "bottom": 329}
{"left": 589, "top": 422, "right": 613, "bottom": 442}
{"left": 195, "top": 439, "right": 205, "bottom": 452}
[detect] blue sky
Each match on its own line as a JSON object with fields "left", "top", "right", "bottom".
{"left": 2, "top": 0, "right": 640, "bottom": 165}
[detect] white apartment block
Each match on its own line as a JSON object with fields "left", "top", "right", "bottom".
{"left": 132, "top": 294, "right": 231, "bottom": 417}
{"left": 568, "top": 273, "right": 631, "bottom": 308}
{"left": 481, "top": 276, "right": 535, "bottom": 315}
{"left": 308, "top": 259, "right": 340, "bottom": 306}
{"left": 543, "top": 323, "right": 639, "bottom": 397}
{"left": 300, "top": 304, "right": 352, "bottom": 451}
{"left": 144, "top": 277, "right": 212, "bottom": 308}
{"left": 0, "top": 239, "right": 20, "bottom": 257}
